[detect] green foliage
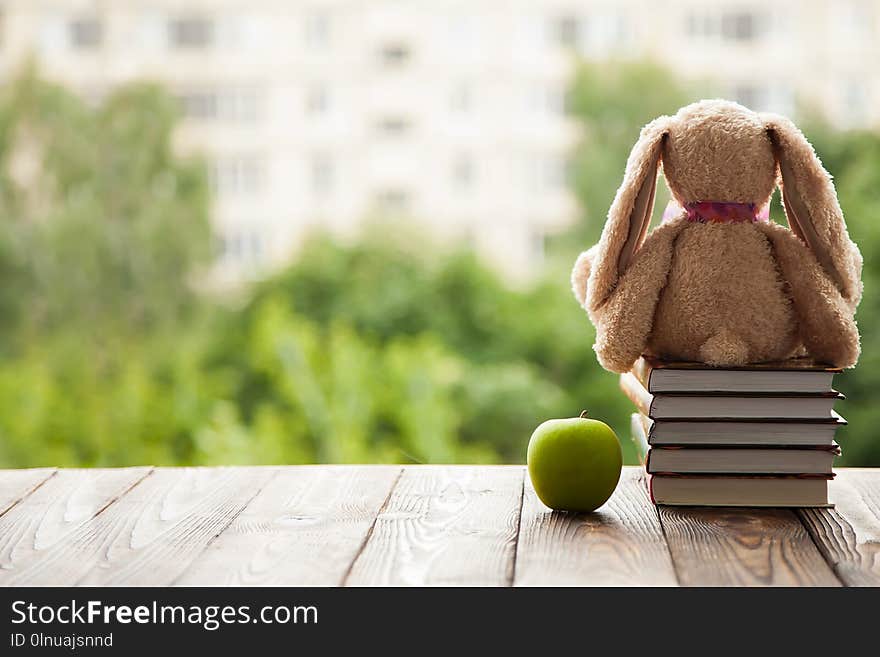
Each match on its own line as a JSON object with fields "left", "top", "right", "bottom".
{"left": 0, "top": 229, "right": 639, "bottom": 467}
{"left": 193, "top": 236, "right": 634, "bottom": 466}
{"left": 0, "top": 68, "right": 210, "bottom": 339}
{"left": 798, "top": 126, "right": 880, "bottom": 465}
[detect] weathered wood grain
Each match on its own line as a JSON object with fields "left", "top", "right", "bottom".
{"left": 345, "top": 466, "right": 523, "bottom": 586}
{"left": 0, "top": 468, "right": 150, "bottom": 582}
{"left": 176, "top": 465, "right": 400, "bottom": 585}
{"left": 515, "top": 468, "right": 677, "bottom": 586}
{"left": 0, "top": 465, "right": 876, "bottom": 586}
{"left": 1, "top": 467, "right": 272, "bottom": 586}
{"left": 660, "top": 504, "right": 840, "bottom": 586}
{"left": 0, "top": 468, "right": 56, "bottom": 516}
{"left": 797, "top": 469, "right": 880, "bottom": 586}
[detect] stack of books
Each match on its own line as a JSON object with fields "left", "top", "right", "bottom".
{"left": 623, "top": 356, "right": 844, "bottom": 507}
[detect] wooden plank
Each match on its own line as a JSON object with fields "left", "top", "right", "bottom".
{"left": 345, "top": 466, "right": 523, "bottom": 586}
{"left": 660, "top": 503, "right": 841, "bottom": 586}
{"left": 1, "top": 467, "right": 272, "bottom": 586}
{"left": 0, "top": 468, "right": 150, "bottom": 582}
{"left": 0, "top": 468, "right": 57, "bottom": 516}
{"left": 797, "top": 469, "right": 880, "bottom": 586}
{"left": 176, "top": 465, "right": 401, "bottom": 585}
{"left": 514, "top": 468, "right": 678, "bottom": 586}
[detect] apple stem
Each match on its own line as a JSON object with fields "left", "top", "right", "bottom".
{"left": 579, "top": 410, "right": 589, "bottom": 419}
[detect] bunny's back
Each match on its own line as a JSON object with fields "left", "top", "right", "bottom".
{"left": 647, "top": 219, "right": 800, "bottom": 365}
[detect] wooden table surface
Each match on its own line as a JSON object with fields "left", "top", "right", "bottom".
{"left": 0, "top": 465, "right": 877, "bottom": 587}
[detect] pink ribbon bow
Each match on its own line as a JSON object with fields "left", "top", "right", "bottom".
{"left": 662, "top": 200, "right": 770, "bottom": 224}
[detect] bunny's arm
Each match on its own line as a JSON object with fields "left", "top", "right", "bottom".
{"left": 587, "top": 218, "right": 686, "bottom": 373}
{"left": 756, "top": 221, "right": 860, "bottom": 368}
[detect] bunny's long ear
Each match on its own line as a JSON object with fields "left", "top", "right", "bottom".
{"left": 763, "top": 114, "right": 862, "bottom": 305}
{"left": 588, "top": 116, "right": 670, "bottom": 310}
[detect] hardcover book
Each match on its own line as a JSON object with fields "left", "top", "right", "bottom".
{"left": 632, "top": 356, "right": 839, "bottom": 394}
{"left": 620, "top": 372, "right": 842, "bottom": 420}
{"left": 643, "top": 413, "right": 845, "bottom": 447}
{"left": 647, "top": 473, "right": 831, "bottom": 507}
{"left": 630, "top": 413, "right": 839, "bottom": 475}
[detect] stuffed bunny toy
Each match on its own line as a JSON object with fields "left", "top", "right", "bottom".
{"left": 571, "top": 99, "right": 862, "bottom": 373}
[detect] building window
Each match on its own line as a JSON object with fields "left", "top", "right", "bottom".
{"left": 310, "top": 154, "right": 334, "bottom": 196}
{"left": 554, "top": 15, "right": 580, "bottom": 47}
{"left": 452, "top": 154, "right": 475, "bottom": 190}
{"left": 721, "top": 12, "right": 757, "bottom": 41}
{"left": 69, "top": 16, "right": 103, "bottom": 49}
{"left": 379, "top": 42, "right": 411, "bottom": 67}
{"left": 584, "top": 10, "right": 628, "bottom": 53}
{"left": 731, "top": 83, "right": 793, "bottom": 114}
{"left": 209, "top": 157, "right": 265, "bottom": 196}
{"left": 731, "top": 83, "right": 762, "bottom": 110}
{"left": 685, "top": 11, "right": 719, "bottom": 38}
{"left": 688, "top": 10, "right": 764, "bottom": 42}
{"left": 176, "top": 88, "right": 261, "bottom": 122}
{"left": 168, "top": 16, "right": 214, "bottom": 48}
{"left": 178, "top": 91, "right": 218, "bottom": 119}
{"left": 525, "top": 155, "right": 566, "bottom": 191}
{"left": 528, "top": 86, "right": 566, "bottom": 115}
{"left": 218, "top": 228, "right": 265, "bottom": 266}
{"left": 305, "top": 84, "right": 329, "bottom": 116}
{"left": 305, "top": 10, "right": 330, "bottom": 48}
{"left": 529, "top": 225, "right": 546, "bottom": 264}
{"left": 218, "top": 88, "right": 260, "bottom": 122}
{"left": 375, "top": 189, "right": 411, "bottom": 213}
{"left": 376, "top": 116, "right": 411, "bottom": 136}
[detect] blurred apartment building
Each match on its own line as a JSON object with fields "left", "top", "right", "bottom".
{"left": 0, "top": 0, "right": 877, "bottom": 283}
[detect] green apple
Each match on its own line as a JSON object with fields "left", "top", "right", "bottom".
{"left": 527, "top": 412, "right": 622, "bottom": 512}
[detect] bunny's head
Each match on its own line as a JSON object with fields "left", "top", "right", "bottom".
{"left": 589, "top": 99, "right": 861, "bottom": 309}
{"left": 662, "top": 100, "right": 776, "bottom": 207}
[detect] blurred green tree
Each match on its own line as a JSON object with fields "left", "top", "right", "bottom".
{"left": 208, "top": 234, "right": 635, "bottom": 465}
{"left": 799, "top": 125, "right": 880, "bottom": 465}
{"left": 0, "top": 67, "right": 211, "bottom": 341}
{"left": 0, "top": 68, "right": 214, "bottom": 466}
